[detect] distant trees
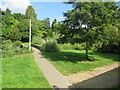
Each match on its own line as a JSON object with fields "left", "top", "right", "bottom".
{"left": 1, "top": 5, "right": 53, "bottom": 42}
{"left": 1, "top": 3, "right": 119, "bottom": 55}
{"left": 2, "top": 8, "right": 19, "bottom": 40}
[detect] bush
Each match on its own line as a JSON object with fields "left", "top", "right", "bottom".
{"left": 41, "top": 40, "right": 59, "bottom": 52}
{"left": 2, "top": 40, "right": 31, "bottom": 58}
{"left": 2, "top": 40, "right": 14, "bottom": 51}
{"left": 59, "top": 43, "right": 74, "bottom": 50}
{"left": 13, "top": 41, "right": 22, "bottom": 47}
{"left": 2, "top": 47, "right": 31, "bottom": 58}
{"left": 3, "top": 40, "right": 12, "bottom": 45}
{"left": 32, "top": 36, "right": 44, "bottom": 45}
{"left": 96, "top": 44, "right": 120, "bottom": 54}
{"left": 59, "top": 43, "right": 86, "bottom": 50}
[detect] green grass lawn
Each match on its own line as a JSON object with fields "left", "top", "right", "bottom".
{"left": 43, "top": 50, "right": 119, "bottom": 76}
{"left": 2, "top": 54, "right": 51, "bottom": 88}
{"left": 22, "top": 42, "right": 29, "bottom": 45}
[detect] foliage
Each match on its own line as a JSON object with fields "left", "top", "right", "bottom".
{"left": 43, "top": 50, "right": 119, "bottom": 75}
{"left": 40, "top": 40, "right": 59, "bottom": 52}
{"left": 13, "top": 41, "right": 22, "bottom": 47}
{"left": 32, "top": 36, "right": 44, "bottom": 45}
{"left": 2, "top": 9, "right": 20, "bottom": 40}
{"left": 59, "top": 43, "right": 86, "bottom": 51}
{"left": 1, "top": 6, "right": 48, "bottom": 42}
{"left": 59, "top": 43, "right": 74, "bottom": 50}
{"left": 92, "top": 24, "right": 120, "bottom": 54}
{"left": 2, "top": 47, "right": 30, "bottom": 58}
{"left": 62, "top": 2, "right": 119, "bottom": 58}
{"left": 10, "top": 28, "right": 22, "bottom": 41}
{"left": 13, "top": 13, "right": 24, "bottom": 21}
{"left": 2, "top": 54, "right": 51, "bottom": 88}
{"left": 73, "top": 43, "right": 86, "bottom": 50}
{"left": 2, "top": 40, "right": 31, "bottom": 58}
{"left": 2, "top": 40, "right": 13, "bottom": 51}
{"left": 25, "top": 5, "right": 37, "bottom": 19}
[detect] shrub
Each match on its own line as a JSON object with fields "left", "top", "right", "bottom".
{"left": 32, "top": 36, "right": 44, "bottom": 45}
{"left": 2, "top": 47, "right": 31, "bottom": 58}
{"left": 2, "top": 40, "right": 31, "bottom": 58}
{"left": 73, "top": 43, "right": 86, "bottom": 50}
{"left": 73, "top": 44, "right": 81, "bottom": 50}
{"left": 79, "top": 42, "right": 86, "bottom": 50}
{"left": 59, "top": 43, "right": 74, "bottom": 50}
{"left": 10, "top": 28, "right": 22, "bottom": 41}
{"left": 41, "top": 40, "right": 59, "bottom": 52}
{"left": 3, "top": 40, "right": 12, "bottom": 45}
{"left": 59, "top": 43, "right": 86, "bottom": 50}
{"left": 13, "top": 41, "right": 22, "bottom": 47}
{"left": 2, "top": 40, "right": 14, "bottom": 51}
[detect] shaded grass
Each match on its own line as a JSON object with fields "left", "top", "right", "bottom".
{"left": 2, "top": 54, "right": 51, "bottom": 88}
{"left": 43, "top": 50, "right": 119, "bottom": 76}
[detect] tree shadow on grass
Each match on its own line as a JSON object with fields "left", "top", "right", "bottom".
{"left": 89, "top": 51, "right": 120, "bottom": 62}
{"left": 43, "top": 51, "right": 99, "bottom": 63}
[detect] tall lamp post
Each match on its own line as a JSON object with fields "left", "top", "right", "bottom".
{"left": 29, "top": 17, "right": 33, "bottom": 51}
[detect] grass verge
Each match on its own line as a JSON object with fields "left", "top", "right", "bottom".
{"left": 43, "top": 50, "right": 119, "bottom": 76}
{"left": 2, "top": 54, "right": 51, "bottom": 88}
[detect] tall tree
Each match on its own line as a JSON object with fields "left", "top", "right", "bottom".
{"left": 52, "top": 18, "right": 57, "bottom": 30}
{"left": 25, "top": 5, "right": 36, "bottom": 19}
{"left": 63, "top": 2, "right": 119, "bottom": 59}
{"left": 13, "top": 13, "right": 24, "bottom": 21}
{"left": 43, "top": 18, "right": 51, "bottom": 37}
{"left": 18, "top": 5, "right": 38, "bottom": 42}
{"left": 6, "top": 8, "right": 11, "bottom": 15}
{"left": 2, "top": 8, "right": 19, "bottom": 40}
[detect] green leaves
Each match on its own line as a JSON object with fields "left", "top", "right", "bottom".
{"left": 25, "top": 5, "right": 37, "bottom": 19}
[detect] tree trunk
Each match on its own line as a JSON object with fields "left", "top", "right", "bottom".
{"left": 85, "top": 42, "right": 89, "bottom": 60}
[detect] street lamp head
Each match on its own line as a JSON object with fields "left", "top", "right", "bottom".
{"left": 30, "top": 17, "right": 33, "bottom": 19}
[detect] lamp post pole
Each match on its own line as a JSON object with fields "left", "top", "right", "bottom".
{"left": 29, "top": 17, "right": 33, "bottom": 51}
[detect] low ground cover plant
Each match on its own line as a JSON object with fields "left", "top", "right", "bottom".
{"left": 2, "top": 40, "right": 31, "bottom": 58}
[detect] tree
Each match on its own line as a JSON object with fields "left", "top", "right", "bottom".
{"left": 13, "top": 13, "right": 24, "bottom": 21}
{"left": 36, "top": 20, "right": 47, "bottom": 37}
{"left": 51, "top": 19, "right": 57, "bottom": 30}
{"left": 6, "top": 8, "right": 11, "bottom": 15}
{"left": 18, "top": 5, "right": 39, "bottom": 42}
{"left": 10, "top": 28, "right": 22, "bottom": 41}
{"left": 63, "top": 2, "right": 119, "bottom": 59}
{"left": 2, "top": 8, "right": 19, "bottom": 40}
{"left": 25, "top": 5, "right": 36, "bottom": 19}
{"left": 43, "top": 18, "right": 51, "bottom": 38}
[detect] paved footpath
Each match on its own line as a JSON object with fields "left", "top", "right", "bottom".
{"left": 32, "top": 47, "right": 72, "bottom": 88}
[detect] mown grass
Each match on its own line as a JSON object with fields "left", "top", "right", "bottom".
{"left": 22, "top": 42, "right": 29, "bottom": 45}
{"left": 43, "top": 50, "right": 119, "bottom": 76}
{"left": 2, "top": 54, "right": 51, "bottom": 88}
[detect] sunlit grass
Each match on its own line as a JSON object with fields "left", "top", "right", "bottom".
{"left": 44, "top": 50, "right": 119, "bottom": 76}
{"left": 2, "top": 54, "right": 51, "bottom": 88}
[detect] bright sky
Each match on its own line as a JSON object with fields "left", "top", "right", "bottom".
{"left": 0, "top": 0, "right": 119, "bottom": 23}
{"left": 31, "top": 2, "right": 73, "bottom": 22}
